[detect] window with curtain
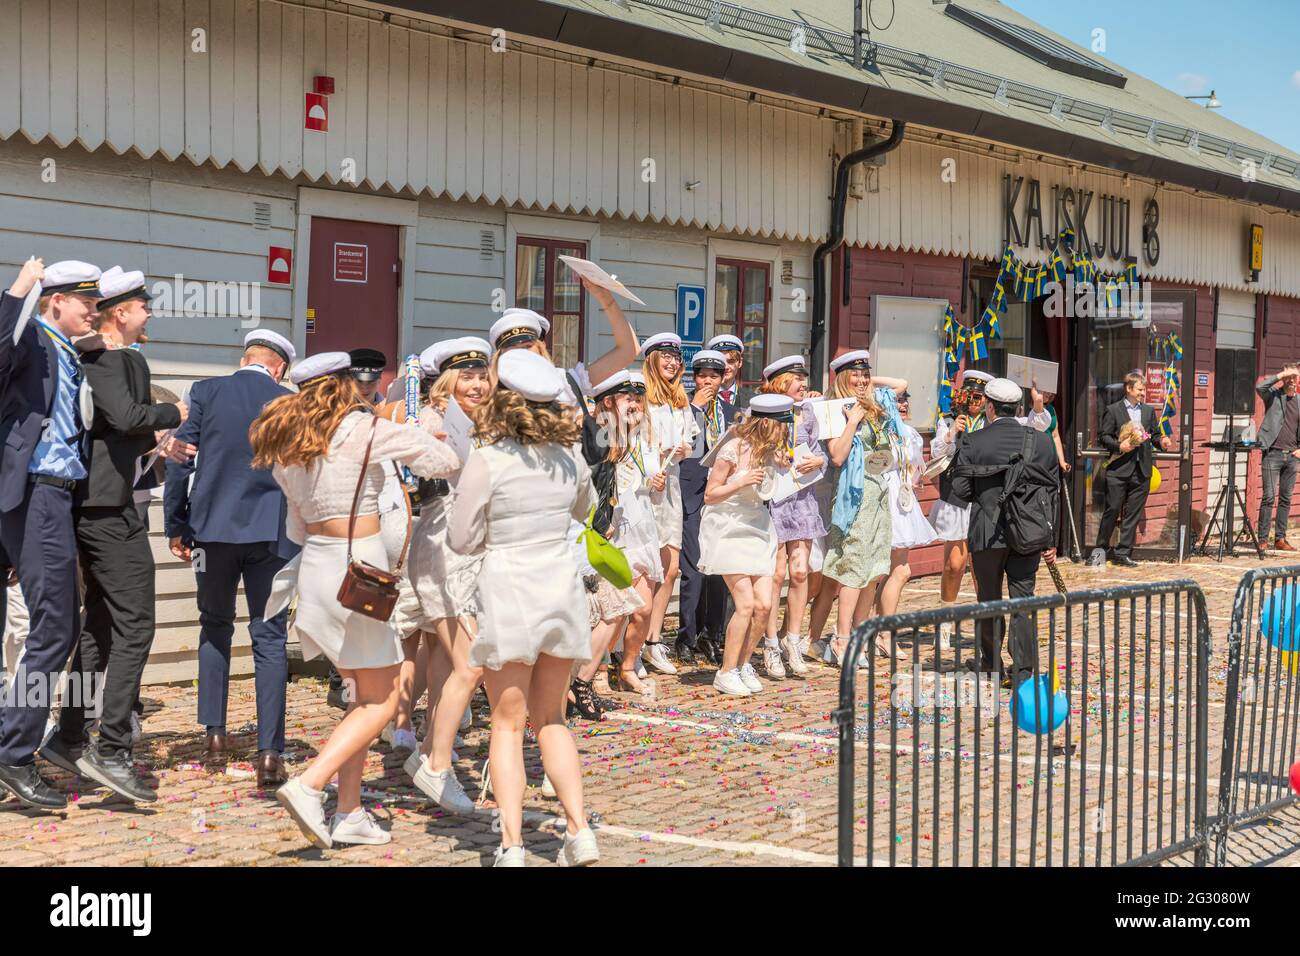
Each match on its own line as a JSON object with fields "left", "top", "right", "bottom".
{"left": 515, "top": 238, "right": 586, "bottom": 370}
{"left": 713, "top": 258, "right": 770, "bottom": 396}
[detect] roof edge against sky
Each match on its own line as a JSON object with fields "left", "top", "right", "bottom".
{"left": 386, "top": 0, "right": 1300, "bottom": 215}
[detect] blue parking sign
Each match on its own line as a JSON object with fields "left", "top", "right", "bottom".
{"left": 676, "top": 284, "right": 705, "bottom": 344}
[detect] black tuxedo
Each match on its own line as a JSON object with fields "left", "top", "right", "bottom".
{"left": 61, "top": 345, "right": 181, "bottom": 760}
{"left": 678, "top": 393, "right": 736, "bottom": 647}
{"left": 951, "top": 416, "right": 1059, "bottom": 682}
{"left": 1096, "top": 399, "right": 1160, "bottom": 557}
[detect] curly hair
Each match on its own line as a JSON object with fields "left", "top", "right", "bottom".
{"left": 474, "top": 387, "right": 583, "bottom": 447}
{"left": 733, "top": 414, "right": 789, "bottom": 467}
{"left": 250, "top": 373, "right": 369, "bottom": 469}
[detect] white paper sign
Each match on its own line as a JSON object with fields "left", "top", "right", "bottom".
{"left": 558, "top": 255, "right": 646, "bottom": 306}
{"left": 768, "top": 443, "right": 825, "bottom": 503}
{"left": 810, "top": 397, "right": 856, "bottom": 440}
{"left": 1005, "top": 354, "right": 1059, "bottom": 392}
{"left": 441, "top": 395, "right": 474, "bottom": 464}
{"left": 699, "top": 424, "right": 740, "bottom": 469}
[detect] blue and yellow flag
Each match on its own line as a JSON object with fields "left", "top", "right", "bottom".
{"left": 967, "top": 323, "right": 989, "bottom": 361}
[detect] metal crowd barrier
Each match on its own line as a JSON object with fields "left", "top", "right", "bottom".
{"left": 1214, "top": 565, "right": 1300, "bottom": 864}
{"left": 834, "top": 580, "right": 1212, "bottom": 867}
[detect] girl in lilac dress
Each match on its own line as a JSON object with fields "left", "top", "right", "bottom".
{"left": 758, "top": 356, "right": 828, "bottom": 679}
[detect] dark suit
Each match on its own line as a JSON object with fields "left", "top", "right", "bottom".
{"left": 57, "top": 347, "right": 180, "bottom": 757}
{"left": 677, "top": 394, "right": 736, "bottom": 648}
{"left": 1255, "top": 375, "right": 1300, "bottom": 542}
{"left": 1096, "top": 399, "right": 1160, "bottom": 558}
{"left": 951, "top": 416, "right": 1059, "bottom": 682}
{"left": 0, "top": 292, "right": 83, "bottom": 767}
{"left": 164, "top": 367, "right": 296, "bottom": 754}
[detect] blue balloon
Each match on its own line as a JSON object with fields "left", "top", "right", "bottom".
{"left": 1260, "top": 586, "right": 1300, "bottom": 652}
{"left": 1010, "top": 673, "right": 1069, "bottom": 734}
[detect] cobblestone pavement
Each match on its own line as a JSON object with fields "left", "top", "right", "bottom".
{"left": 3, "top": 553, "right": 1300, "bottom": 867}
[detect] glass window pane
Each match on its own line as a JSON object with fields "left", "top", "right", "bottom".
{"left": 553, "top": 246, "right": 583, "bottom": 313}
{"left": 552, "top": 313, "right": 580, "bottom": 372}
{"left": 516, "top": 244, "right": 546, "bottom": 311}
{"left": 742, "top": 267, "right": 767, "bottom": 327}
{"left": 742, "top": 324, "right": 765, "bottom": 384}
{"left": 714, "top": 264, "right": 738, "bottom": 334}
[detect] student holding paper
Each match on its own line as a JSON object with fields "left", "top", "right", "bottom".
{"left": 876, "top": 389, "right": 935, "bottom": 618}
{"left": 698, "top": 395, "right": 789, "bottom": 696}
{"left": 376, "top": 337, "right": 492, "bottom": 816}
{"left": 637, "top": 332, "right": 700, "bottom": 677}
{"left": 758, "top": 356, "right": 827, "bottom": 678}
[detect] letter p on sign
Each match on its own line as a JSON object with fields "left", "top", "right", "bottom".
{"left": 676, "top": 284, "right": 705, "bottom": 344}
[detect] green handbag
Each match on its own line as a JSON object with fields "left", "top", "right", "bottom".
{"left": 579, "top": 506, "right": 633, "bottom": 589}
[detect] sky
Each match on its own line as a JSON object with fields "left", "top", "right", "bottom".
{"left": 1002, "top": 0, "right": 1300, "bottom": 154}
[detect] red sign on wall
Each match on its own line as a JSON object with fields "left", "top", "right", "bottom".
{"left": 305, "top": 92, "right": 328, "bottom": 132}
{"left": 1145, "top": 362, "right": 1166, "bottom": 408}
{"left": 334, "top": 243, "right": 368, "bottom": 283}
{"left": 268, "top": 247, "right": 292, "bottom": 284}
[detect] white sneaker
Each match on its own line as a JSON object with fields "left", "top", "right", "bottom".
{"left": 130, "top": 712, "right": 142, "bottom": 744}
{"left": 739, "top": 662, "right": 764, "bottom": 692}
{"left": 762, "top": 646, "right": 786, "bottom": 679}
{"left": 798, "top": 635, "right": 811, "bottom": 659}
{"left": 391, "top": 728, "right": 418, "bottom": 753}
{"left": 634, "top": 654, "right": 647, "bottom": 679}
{"left": 645, "top": 643, "right": 678, "bottom": 675}
{"left": 494, "top": 845, "right": 526, "bottom": 867}
{"left": 459, "top": 705, "right": 473, "bottom": 731}
{"left": 782, "top": 635, "right": 809, "bottom": 675}
{"left": 937, "top": 621, "right": 953, "bottom": 652}
{"left": 330, "top": 810, "right": 390, "bottom": 846}
{"left": 712, "top": 669, "right": 751, "bottom": 697}
{"left": 276, "top": 778, "right": 332, "bottom": 849}
{"left": 541, "top": 773, "right": 556, "bottom": 798}
{"left": 559, "top": 827, "right": 599, "bottom": 867}
{"left": 403, "top": 750, "right": 424, "bottom": 782}
{"left": 413, "top": 762, "right": 476, "bottom": 814}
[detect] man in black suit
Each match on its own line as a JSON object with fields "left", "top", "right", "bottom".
{"left": 950, "top": 378, "right": 1060, "bottom": 686}
{"left": 39, "top": 268, "right": 188, "bottom": 801}
{"left": 676, "top": 349, "right": 736, "bottom": 664}
{"left": 1095, "top": 371, "right": 1171, "bottom": 567}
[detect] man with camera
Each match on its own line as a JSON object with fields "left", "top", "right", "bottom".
{"left": 1255, "top": 364, "right": 1300, "bottom": 556}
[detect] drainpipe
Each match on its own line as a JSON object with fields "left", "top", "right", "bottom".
{"left": 809, "top": 119, "right": 905, "bottom": 391}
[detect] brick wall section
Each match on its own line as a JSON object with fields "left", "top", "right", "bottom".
{"left": 831, "top": 246, "right": 965, "bottom": 576}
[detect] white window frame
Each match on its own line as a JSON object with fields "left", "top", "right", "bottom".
{"left": 505, "top": 213, "right": 600, "bottom": 361}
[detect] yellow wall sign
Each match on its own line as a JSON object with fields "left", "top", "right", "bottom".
{"left": 1250, "top": 224, "right": 1264, "bottom": 272}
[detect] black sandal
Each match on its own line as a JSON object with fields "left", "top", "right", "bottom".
{"left": 570, "top": 677, "right": 604, "bottom": 721}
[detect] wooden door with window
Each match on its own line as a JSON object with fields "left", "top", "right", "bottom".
{"left": 515, "top": 238, "right": 586, "bottom": 370}
{"left": 713, "top": 258, "right": 771, "bottom": 397}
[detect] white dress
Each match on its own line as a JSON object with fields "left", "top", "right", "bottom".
{"left": 647, "top": 401, "right": 699, "bottom": 550}
{"left": 885, "top": 425, "right": 937, "bottom": 549}
{"left": 697, "top": 440, "right": 778, "bottom": 577}
{"left": 612, "top": 448, "right": 665, "bottom": 583}
{"left": 448, "top": 438, "right": 598, "bottom": 670}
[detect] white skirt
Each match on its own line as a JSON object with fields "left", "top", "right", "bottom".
{"left": 650, "top": 465, "right": 684, "bottom": 550}
{"left": 408, "top": 497, "right": 482, "bottom": 624}
{"left": 809, "top": 534, "right": 826, "bottom": 573}
{"left": 886, "top": 473, "right": 937, "bottom": 550}
{"left": 469, "top": 537, "right": 592, "bottom": 671}
{"left": 293, "top": 532, "right": 404, "bottom": 671}
{"left": 698, "top": 497, "right": 777, "bottom": 577}
{"left": 929, "top": 498, "right": 970, "bottom": 542}
{"left": 613, "top": 490, "right": 664, "bottom": 584}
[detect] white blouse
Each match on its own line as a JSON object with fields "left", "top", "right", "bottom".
{"left": 273, "top": 410, "right": 460, "bottom": 544}
{"left": 647, "top": 401, "right": 699, "bottom": 469}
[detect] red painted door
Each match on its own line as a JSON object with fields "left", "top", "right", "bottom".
{"left": 307, "top": 217, "right": 400, "bottom": 393}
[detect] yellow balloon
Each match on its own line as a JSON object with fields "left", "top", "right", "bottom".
{"left": 1149, "top": 465, "right": 1162, "bottom": 494}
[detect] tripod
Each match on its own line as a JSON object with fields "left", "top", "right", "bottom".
{"left": 1196, "top": 414, "right": 1262, "bottom": 560}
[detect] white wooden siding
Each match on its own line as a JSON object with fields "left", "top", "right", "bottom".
{"left": 1, "top": 0, "right": 1295, "bottom": 295}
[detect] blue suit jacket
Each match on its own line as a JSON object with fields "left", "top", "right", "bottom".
{"left": 163, "top": 367, "right": 298, "bottom": 560}
{"left": 0, "top": 291, "right": 68, "bottom": 513}
{"left": 679, "top": 394, "right": 737, "bottom": 513}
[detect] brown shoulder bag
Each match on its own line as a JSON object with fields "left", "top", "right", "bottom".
{"left": 335, "top": 417, "right": 412, "bottom": 621}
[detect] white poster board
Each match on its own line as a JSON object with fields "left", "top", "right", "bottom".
{"left": 1005, "top": 354, "right": 1059, "bottom": 393}
{"left": 869, "top": 295, "right": 946, "bottom": 430}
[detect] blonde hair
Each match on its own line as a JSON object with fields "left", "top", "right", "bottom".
{"left": 488, "top": 339, "right": 552, "bottom": 388}
{"left": 474, "top": 388, "right": 582, "bottom": 447}
{"left": 644, "top": 351, "right": 688, "bottom": 409}
{"left": 596, "top": 394, "right": 648, "bottom": 465}
{"left": 250, "top": 373, "right": 368, "bottom": 468}
{"left": 831, "top": 370, "right": 883, "bottom": 424}
{"left": 734, "top": 415, "right": 788, "bottom": 467}
{"left": 761, "top": 371, "right": 802, "bottom": 397}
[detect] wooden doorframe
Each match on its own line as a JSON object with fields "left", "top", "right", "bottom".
{"left": 292, "top": 188, "right": 419, "bottom": 365}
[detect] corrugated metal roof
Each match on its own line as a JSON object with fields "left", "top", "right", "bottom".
{"left": 486, "top": 0, "right": 1300, "bottom": 207}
